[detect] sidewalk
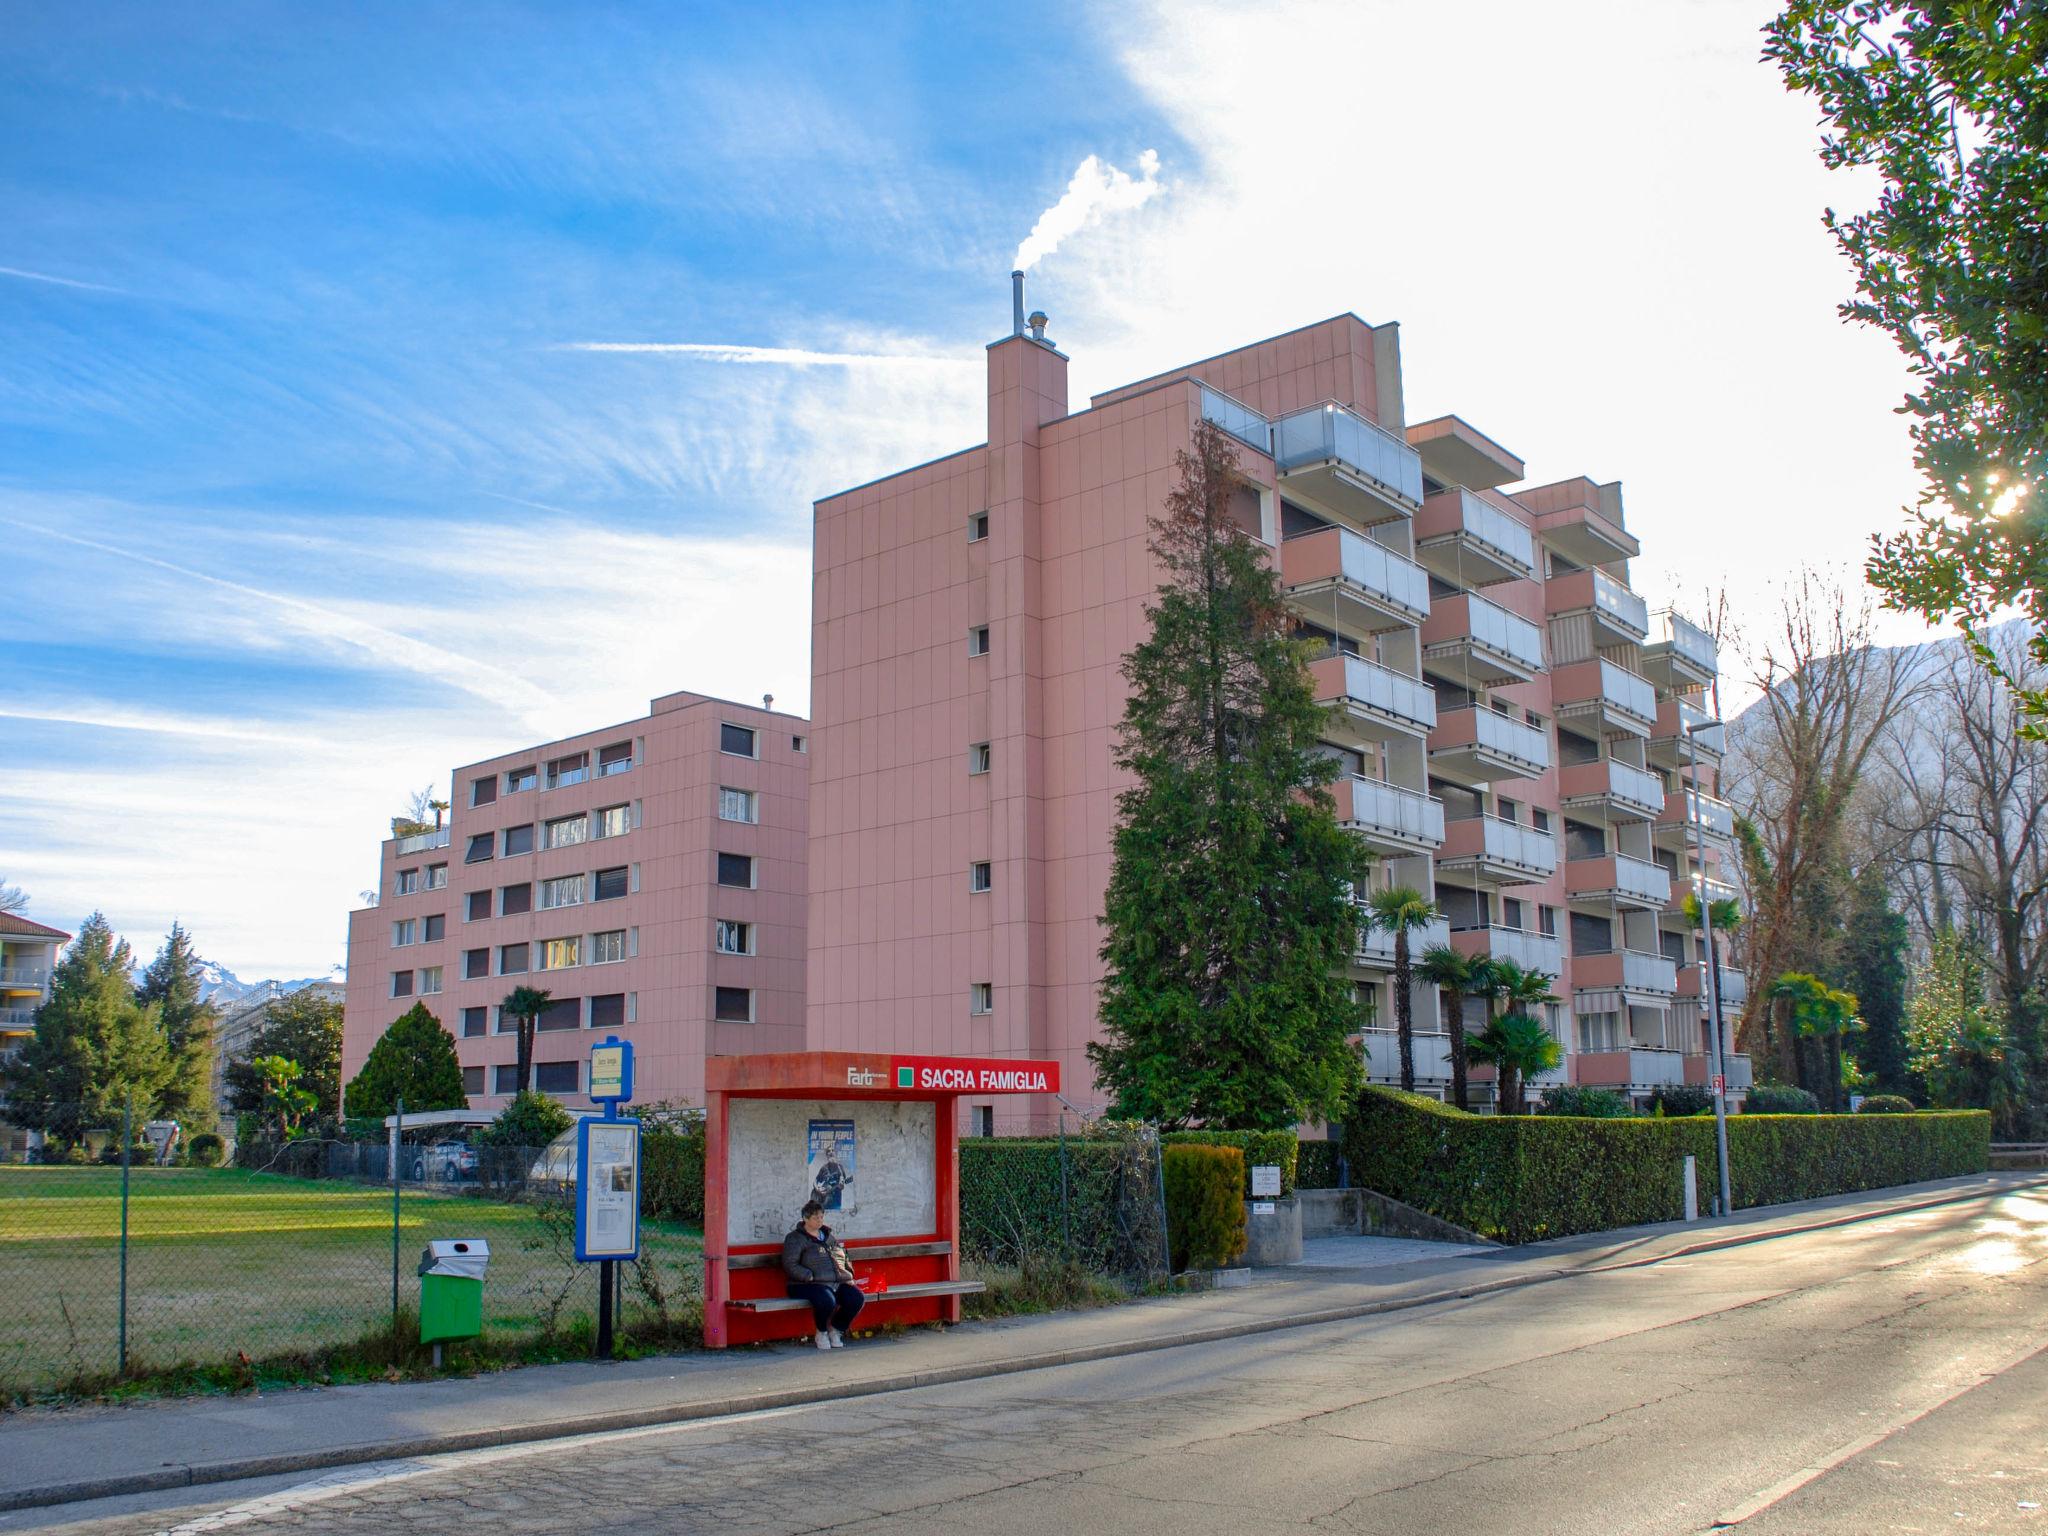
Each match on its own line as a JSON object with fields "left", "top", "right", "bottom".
{"left": 1, "top": 1171, "right": 2034, "bottom": 1513}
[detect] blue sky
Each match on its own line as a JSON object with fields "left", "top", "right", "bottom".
{"left": 2, "top": 0, "right": 1927, "bottom": 977}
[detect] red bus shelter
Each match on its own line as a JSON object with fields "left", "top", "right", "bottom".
{"left": 703, "top": 1051, "right": 1061, "bottom": 1348}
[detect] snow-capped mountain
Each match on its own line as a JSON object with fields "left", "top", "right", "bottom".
{"left": 196, "top": 962, "right": 344, "bottom": 1007}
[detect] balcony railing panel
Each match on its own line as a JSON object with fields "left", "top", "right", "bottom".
{"left": 1615, "top": 854, "right": 1674, "bottom": 905}
{"left": 0, "top": 966, "right": 50, "bottom": 988}
{"left": 1199, "top": 384, "right": 1272, "bottom": 455}
{"left": 1462, "top": 593, "right": 1546, "bottom": 673}
{"left": 1443, "top": 814, "right": 1559, "bottom": 877}
{"left": 1453, "top": 926, "right": 1564, "bottom": 975}
{"left": 394, "top": 827, "right": 452, "bottom": 854}
{"left": 1591, "top": 569, "right": 1650, "bottom": 636}
{"left": 1666, "top": 787, "right": 1737, "bottom": 840}
{"left": 1598, "top": 659, "right": 1657, "bottom": 721}
{"left": 1650, "top": 609, "right": 1718, "bottom": 674}
{"left": 1273, "top": 403, "right": 1425, "bottom": 506}
{"left": 1433, "top": 706, "right": 1552, "bottom": 772}
{"left": 1319, "top": 653, "right": 1438, "bottom": 732}
{"left": 1454, "top": 491, "right": 1535, "bottom": 571}
{"left": 1358, "top": 914, "right": 1451, "bottom": 969}
{"left": 1341, "top": 776, "right": 1446, "bottom": 847}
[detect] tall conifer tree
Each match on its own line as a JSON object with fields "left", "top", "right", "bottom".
{"left": 136, "top": 922, "right": 218, "bottom": 1126}
{"left": 1088, "top": 419, "right": 1370, "bottom": 1129}
{"left": 5, "top": 914, "right": 172, "bottom": 1145}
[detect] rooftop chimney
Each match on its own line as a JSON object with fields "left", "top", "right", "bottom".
{"left": 1011, "top": 269, "right": 1026, "bottom": 336}
{"left": 763, "top": 693, "right": 774, "bottom": 710}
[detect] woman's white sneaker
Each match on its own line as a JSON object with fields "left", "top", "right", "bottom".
{"left": 814, "top": 1332, "right": 833, "bottom": 1351}
{"left": 828, "top": 1328, "right": 846, "bottom": 1348}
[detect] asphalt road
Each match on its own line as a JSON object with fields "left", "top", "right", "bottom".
{"left": 18, "top": 1187, "right": 2048, "bottom": 1536}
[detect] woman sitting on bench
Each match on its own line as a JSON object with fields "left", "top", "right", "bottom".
{"left": 780, "top": 1199, "right": 864, "bottom": 1350}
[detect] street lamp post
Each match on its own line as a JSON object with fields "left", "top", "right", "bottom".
{"left": 1684, "top": 720, "right": 1733, "bottom": 1217}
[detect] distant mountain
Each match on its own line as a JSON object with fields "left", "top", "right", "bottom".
{"left": 195, "top": 962, "right": 344, "bottom": 1008}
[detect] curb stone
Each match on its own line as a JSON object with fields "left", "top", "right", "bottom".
{"left": 4, "top": 1173, "right": 2037, "bottom": 1515}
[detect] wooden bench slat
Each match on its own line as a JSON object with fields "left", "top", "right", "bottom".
{"left": 725, "top": 1240, "right": 953, "bottom": 1271}
{"left": 727, "top": 1279, "right": 985, "bottom": 1313}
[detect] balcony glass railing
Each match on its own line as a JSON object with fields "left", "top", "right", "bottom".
{"left": 0, "top": 965, "right": 50, "bottom": 988}
{"left": 1453, "top": 491, "right": 1536, "bottom": 571}
{"left": 598, "top": 757, "right": 634, "bottom": 778}
{"left": 1463, "top": 594, "right": 1546, "bottom": 672}
{"left": 1596, "top": 659, "right": 1657, "bottom": 721}
{"left": 1460, "top": 926, "right": 1563, "bottom": 975}
{"left": 394, "top": 826, "right": 451, "bottom": 854}
{"left": 1343, "top": 777, "right": 1446, "bottom": 846}
{"left": 1359, "top": 914, "right": 1451, "bottom": 967}
{"left": 1615, "top": 854, "right": 1674, "bottom": 904}
{"left": 1273, "top": 403, "right": 1425, "bottom": 506}
{"left": 1671, "top": 787, "right": 1737, "bottom": 839}
{"left": 1438, "top": 706, "right": 1552, "bottom": 772}
{"left": 1449, "top": 815, "right": 1558, "bottom": 875}
{"left": 1336, "top": 530, "right": 1431, "bottom": 616}
{"left": 0, "top": 1008, "right": 35, "bottom": 1028}
{"left": 1200, "top": 384, "right": 1273, "bottom": 455}
{"left": 1592, "top": 568, "right": 1650, "bottom": 635}
{"left": 1607, "top": 759, "right": 1666, "bottom": 809}
{"left": 1651, "top": 609, "right": 1718, "bottom": 673}
{"left": 1327, "top": 654, "right": 1438, "bottom": 730}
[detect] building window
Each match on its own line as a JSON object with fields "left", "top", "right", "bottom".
{"left": 721, "top": 722, "right": 758, "bottom": 758}
{"left": 542, "top": 936, "right": 581, "bottom": 971}
{"left": 968, "top": 742, "right": 992, "bottom": 775}
{"left": 500, "top": 883, "right": 533, "bottom": 917}
{"left": 594, "top": 866, "right": 629, "bottom": 902}
{"left": 543, "top": 815, "right": 588, "bottom": 850}
{"left": 714, "top": 986, "right": 753, "bottom": 1023}
{"left": 470, "top": 776, "right": 497, "bottom": 808}
{"left": 792, "top": 734, "right": 807, "bottom": 753}
{"left": 466, "top": 889, "right": 491, "bottom": 922}
{"left": 1539, "top": 905, "right": 1559, "bottom": 938}
{"left": 537, "top": 998, "right": 581, "bottom": 1032}
{"left": 970, "top": 982, "right": 993, "bottom": 1015}
{"left": 594, "top": 804, "right": 631, "bottom": 839}
{"left": 1578, "top": 1011, "right": 1624, "bottom": 1053}
{"left": 589, "top": 993, "right": 625, "bottom": 1030}
{"left": 592, "top": 929, "right": 627, "bottom": 964}
{"left": 462, "top": 1065, "right": 485, "bottom": 1097}
{"left": 717, "top": 853, "right": 755, "bottom": 889}
{"left": 546, "top": 752, "right": 588, "bottom": 789}
{"left": 392, "top": 919, "right": 417, "bottom": 947}
{"left": 598, "top": 742, "right": 633, "bottom": 777}
{"left": 719, "top": 787, "right": 758, "bottom": 824}
{"left": 715, "top": 919, "right": 752, "bottom": 955}
{"left": 499, "top": 943, "right": 530, "bottom": 975}
{"left": 540, "top": 875, "right": 585, "bottom": 909}
{"left": 533, "top": 1060, "right": 579, "bottom": 1094}
{"left": 1532, "top": 807, "right": 1553, "bottom": 833}
{"left": 502, "top": 824, "right": 535, "bottom": 857}
{"left": 422, "top": 913, "right": 445, "bottom": 942}
{"left": 391, "top": 971, "right": 414, "bottom": 998}
{"left": 969, "top": 861, "right": 992, "bottom": 893}
{"left": 492, "top": 1064, "right": 522, "bottom": 1094}
{"left": 968, "top": 625, "right": 990, "bottom": 657}
{"left": 462, "top": 1006, "right": 487, "bottom": 1038}
{"left": 396, "top": 868, "right": 421, "bottom": 896}
{"left": 464, "top": 948, "right": 490, "bottom": 981}
{"left": 426, "top": 864, "right": 448, "bottom": 889}
{"left": 418, "top": 966, "right": 443, "bottom": 995}
{"left": 1500, "top": 898, "right": 1524, "bottom": 932}
{"left": 504, "top": 765, "right": 537, "bottom": 794}
{"left": 465, "top": 834, "right": 494, "bottom": 864}
{"left": 968, "top": 510, "right": 989, "bottom": 542}
{"left": 970, "top": 1105, "right": 994, "bottom": 1138}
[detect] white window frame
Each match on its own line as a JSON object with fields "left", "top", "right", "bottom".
{"left": 970, "top": 982, "right": 993, "bottom": 1015}
{"left": 539, "top": 874, "right": 586, "bottom": 910}
{"left": 967, "top": 510, "right": 989, "bottom": 543}
{"left": 720, "top": 722, "right": 759, "bottom": 759}
{"left": 395, "top": 868, "right": 421, "bottom": 896}
{"left": 425, "top": 863, "right": 447, "bottom": 889}
{"left": 713, "top": 985, "right": 755, "bottom": 1023}
{"left": 715, "top": 919, "right": 752, "bottom": 956}
{"left": 591, "top": 929, "right": 627, "bottom": 965}
{"left": 543, "top": 814, "right": 589, "bottom": 850}
{"left": 390, "top": 971, "right": 413, "bottom": 998}
{"left": 968, "top": 625, "right": 990, "bottom": 657}
{"left": 718, "top": 787, "right": 759, "bottom": 824}
{"left": 593, "top": 804, "right": 631, "bottom": 840}
{"left": 418, "top": 966, "right": 443, "bottom": 996}
{"left": 392, "top": 919, "right": 417, "bottom": 947}
{"left": 540, "top": 936, "right": 582, "bottom": 971}
{"left": 969, "top": 861, "right": 992, "bottom": 893}
{"left": 717, "top": 853, "right": 756, "bottom": 890}
{"left": 968, "top": 742, "right": 992, "bottom": 775}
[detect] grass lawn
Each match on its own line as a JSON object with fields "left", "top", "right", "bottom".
{"left": 0, "top": 1165, "right": 702, "bottom": 1397}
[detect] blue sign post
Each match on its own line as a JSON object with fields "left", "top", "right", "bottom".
{"left": 576, "top": 1036, "right": 638, "bottom": 1358}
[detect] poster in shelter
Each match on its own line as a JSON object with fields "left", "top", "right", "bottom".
{"left": 806, "top": 1118, "right": 855, "bottom": 1213}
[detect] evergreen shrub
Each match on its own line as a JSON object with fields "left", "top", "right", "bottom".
{"left": 1343, "top": 1085, "right": 1989, "bottom": 1244}
{"left": 187, "top": 1132, "right": 224, "bottom": 1167}
{"left": 1745, "top": 1084, "right": 1822, "bottom": 1114}
{"left": 1856, "top": 1095, "right": 1916, "bottom": 1114}
{"left": 1295, "top": 1140, "right": 1343, "bottom": 1189}
{"left": 1647, "top": 1085, "right": 1716, "bottom": 1117}
{"left": 959, "top": 1136, "right": 1159, "bottom": 1275}
{"left": 1163, "top": 1143, "right": 1247, "bottom": 1271}
{"left": 1162, "top": 1129, "right": 1297, "bottom": 1195}
{"left": 639, "top": 1102, "right": 707, "bottom": 1224}
{"left": 1539, "top": 1086, "right": 1635, "bottom": 1118}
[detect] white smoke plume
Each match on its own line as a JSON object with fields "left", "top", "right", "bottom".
{"left": 1013, "top": 149, "right": 1163, "bottom": 271}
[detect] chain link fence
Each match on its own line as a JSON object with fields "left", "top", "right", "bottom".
{"left": 0, "top": 1115, "right": 701, "bottom": 1400}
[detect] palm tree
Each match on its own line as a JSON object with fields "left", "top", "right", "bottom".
{"left": 1683, "top": 891, "right": 1742, "bottom": 1078}
{"left": 500, "top": 985, "right": 553, "bottom": 1095}
{"left": 1469, "top": 1012, "right": 1563, "bottom": 1117}
{"left": 1417, "top": 945, "right": 1491, "bottom": 1112}
{"left": 1367, "top": 886, "right": 1439, "bottom": 1093}
{"left": 1472, "top": 962, "right": 1559, "bottom": 1113}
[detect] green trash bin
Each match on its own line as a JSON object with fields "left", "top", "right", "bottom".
{"left": 418, "top": 1239, "right": 488, "bottom": 1345}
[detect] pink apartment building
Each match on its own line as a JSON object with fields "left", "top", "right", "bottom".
{"left": 806, "top": 282, "right": 1744, "bottom": 1125}
{"left": 342, "top": 691, "right": 808, "bottom": 1112}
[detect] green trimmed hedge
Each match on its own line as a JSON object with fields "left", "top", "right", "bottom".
{"left": 1342, "top": 1086, "right": 1990, "bottom": 1244}
{"left": 1162, "top": 1130, "right": 1298, "bottom": 1196}
{"left": 1163, "top": 1144, "right": 1247, "bottom": 1271}
{"left": 1296, "top": 1140, "right": 1342, "bottom": 1189}
{"left": 959, "top": 1137, "right": 1158, "bottom": 1274}
{"left": 640, "top": 1105, "right": 707, "bottom": 1225}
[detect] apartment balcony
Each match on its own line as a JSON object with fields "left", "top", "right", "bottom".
{"left": 1665, "top": 870, "right": 1739, "bottom": 918}
{"left": 1530, "top": 480, "right": 1640, "bottom": 565}
{"left": 1545, "top": 567, "right": 1650, "bottom": 648}
{"left": 1684, "top": 1052, "right": 1754, "bottom": 1092}
{"left": 1643, "top": 609, "right": 1718, "bottom": 689}
{"left": 1311, "top": 653, "right": 1437, "bottom": 745}
{"left": 1451, "top": 925, "right": 1565, "bottom": 977}
{"left": 1357, "top": 914, "right": 1451, "bottom": 972}
{"left": 1405, "top": 415, "right": 1526, "bottom": 494}
{"left": 1677, "top": 966, "right": 1748, "bottom": 1010}
{"left": 1420, "top": 592, "right": 1546, "bottom": 689}
{"left": 1565, "top": 853, "right": 1672, "bottom": 910}
{"left": 1428, "top": 705, "right": 1550, "bottom": 786}
{"left": 1558, "top": 758, "right": 1666, "bottom": 820}
{"left": 0, "top": 1008, "right": 35, "bottom": 1029}
{"left": 1334, "top": 775, "right": 1446, "bottom": 857}
{"left": 1199, "top": 384, "right": 1275, "bottom": 457}
{"left": 1576, "top": 1048, "right": 1686, "bottom": 1090}
{"left": 394, "top": 826, "right": 452, "bottom": 855}
{"left": 1573, "top": 948, "right": 1679, "bottom": 996}
{"left": 1553, "top": 658, "right": 1657, "bottom": 738}
{"left": 1414, "top": 488, "right": 1536, "bottom": 587}
{"left": 1654, "top": 786, "right": 1738, "bottom": 852}
{"left": 1649, "top": 696, "right": 1724, "bottom": 770}
{"left": 1281, "top": 524, "right": 1430, "bottom": 634}
{"left": 1272, "top": 402, "right": 1425, "bottom": 529}
{"left": 1436, "top": 815, "right": 1558, "bottom": 887}
{"left": 1362, "top": 1029, "right": 1454, "bottom": 1085}
{"left": 0, "top": 965, "right": 50, "bottom": 994}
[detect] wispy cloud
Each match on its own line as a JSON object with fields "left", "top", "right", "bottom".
{"left": 555, "top": 341, "right": 978, "bottom": 368}
{"left": 1014, "top": 149, "right": 1163, "bottom": 270}
{"left": 0, "top": 700, "right": 304, "bottom": 745}
{"left": 0, "top": 264, "right": 126, "bottom": 294}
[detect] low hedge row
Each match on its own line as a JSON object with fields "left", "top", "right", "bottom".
{"left": 1163, "top": 1144, "right": 1248, "bottom": 1271}
{"left": 1343, "top": 1086, "right": 1991, "bottom": 1244}
{"left": 958, "top": 1137, "right": 1160, "bottom": 1275}
{"left": 1161, "top": 1130, "right": 1298, "bottom": 1196}
{"left": 1296, "top": 1140, "right": 1342, "bottom": 1189}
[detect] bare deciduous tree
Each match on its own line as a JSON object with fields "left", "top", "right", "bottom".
{"left": 0, "top": 880, "right": 27, "bottom": 915}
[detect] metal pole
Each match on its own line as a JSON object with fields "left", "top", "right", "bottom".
{"left": 1059, "top": 1110, "right": 1071, "bottom": 1261}
{"left": 1686, "top": 726, "right": 1733, "bottom": 1216}
{"left": 118, "top": 1095, "right": 132, "bottom": 1376}
{"left": 392, "top": 1096, "right": 403, "bottom": 1362}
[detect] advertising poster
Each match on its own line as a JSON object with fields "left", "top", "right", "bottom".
{"left": 576, "top": 1119, "right": 641, "bottom": 1260}
{"left": 806, "top": 1118, "right": 855, "bottom": 1213}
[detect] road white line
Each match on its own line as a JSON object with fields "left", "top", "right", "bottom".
{"left": 1711, "top": 1338, "right": 2048, "bottom": 1527}
{"left": 149, "top": 1402, "right": 824, "bottom": 1534}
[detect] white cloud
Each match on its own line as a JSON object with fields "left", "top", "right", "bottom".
{"left": 0, "top": 264, "right": 126, "bottom": 294}
{"left": 1014, "top": 150, "right": 1164, "bottom": 271}
{"left": 555, "top": 342, "right": 979, "bottom": 368}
